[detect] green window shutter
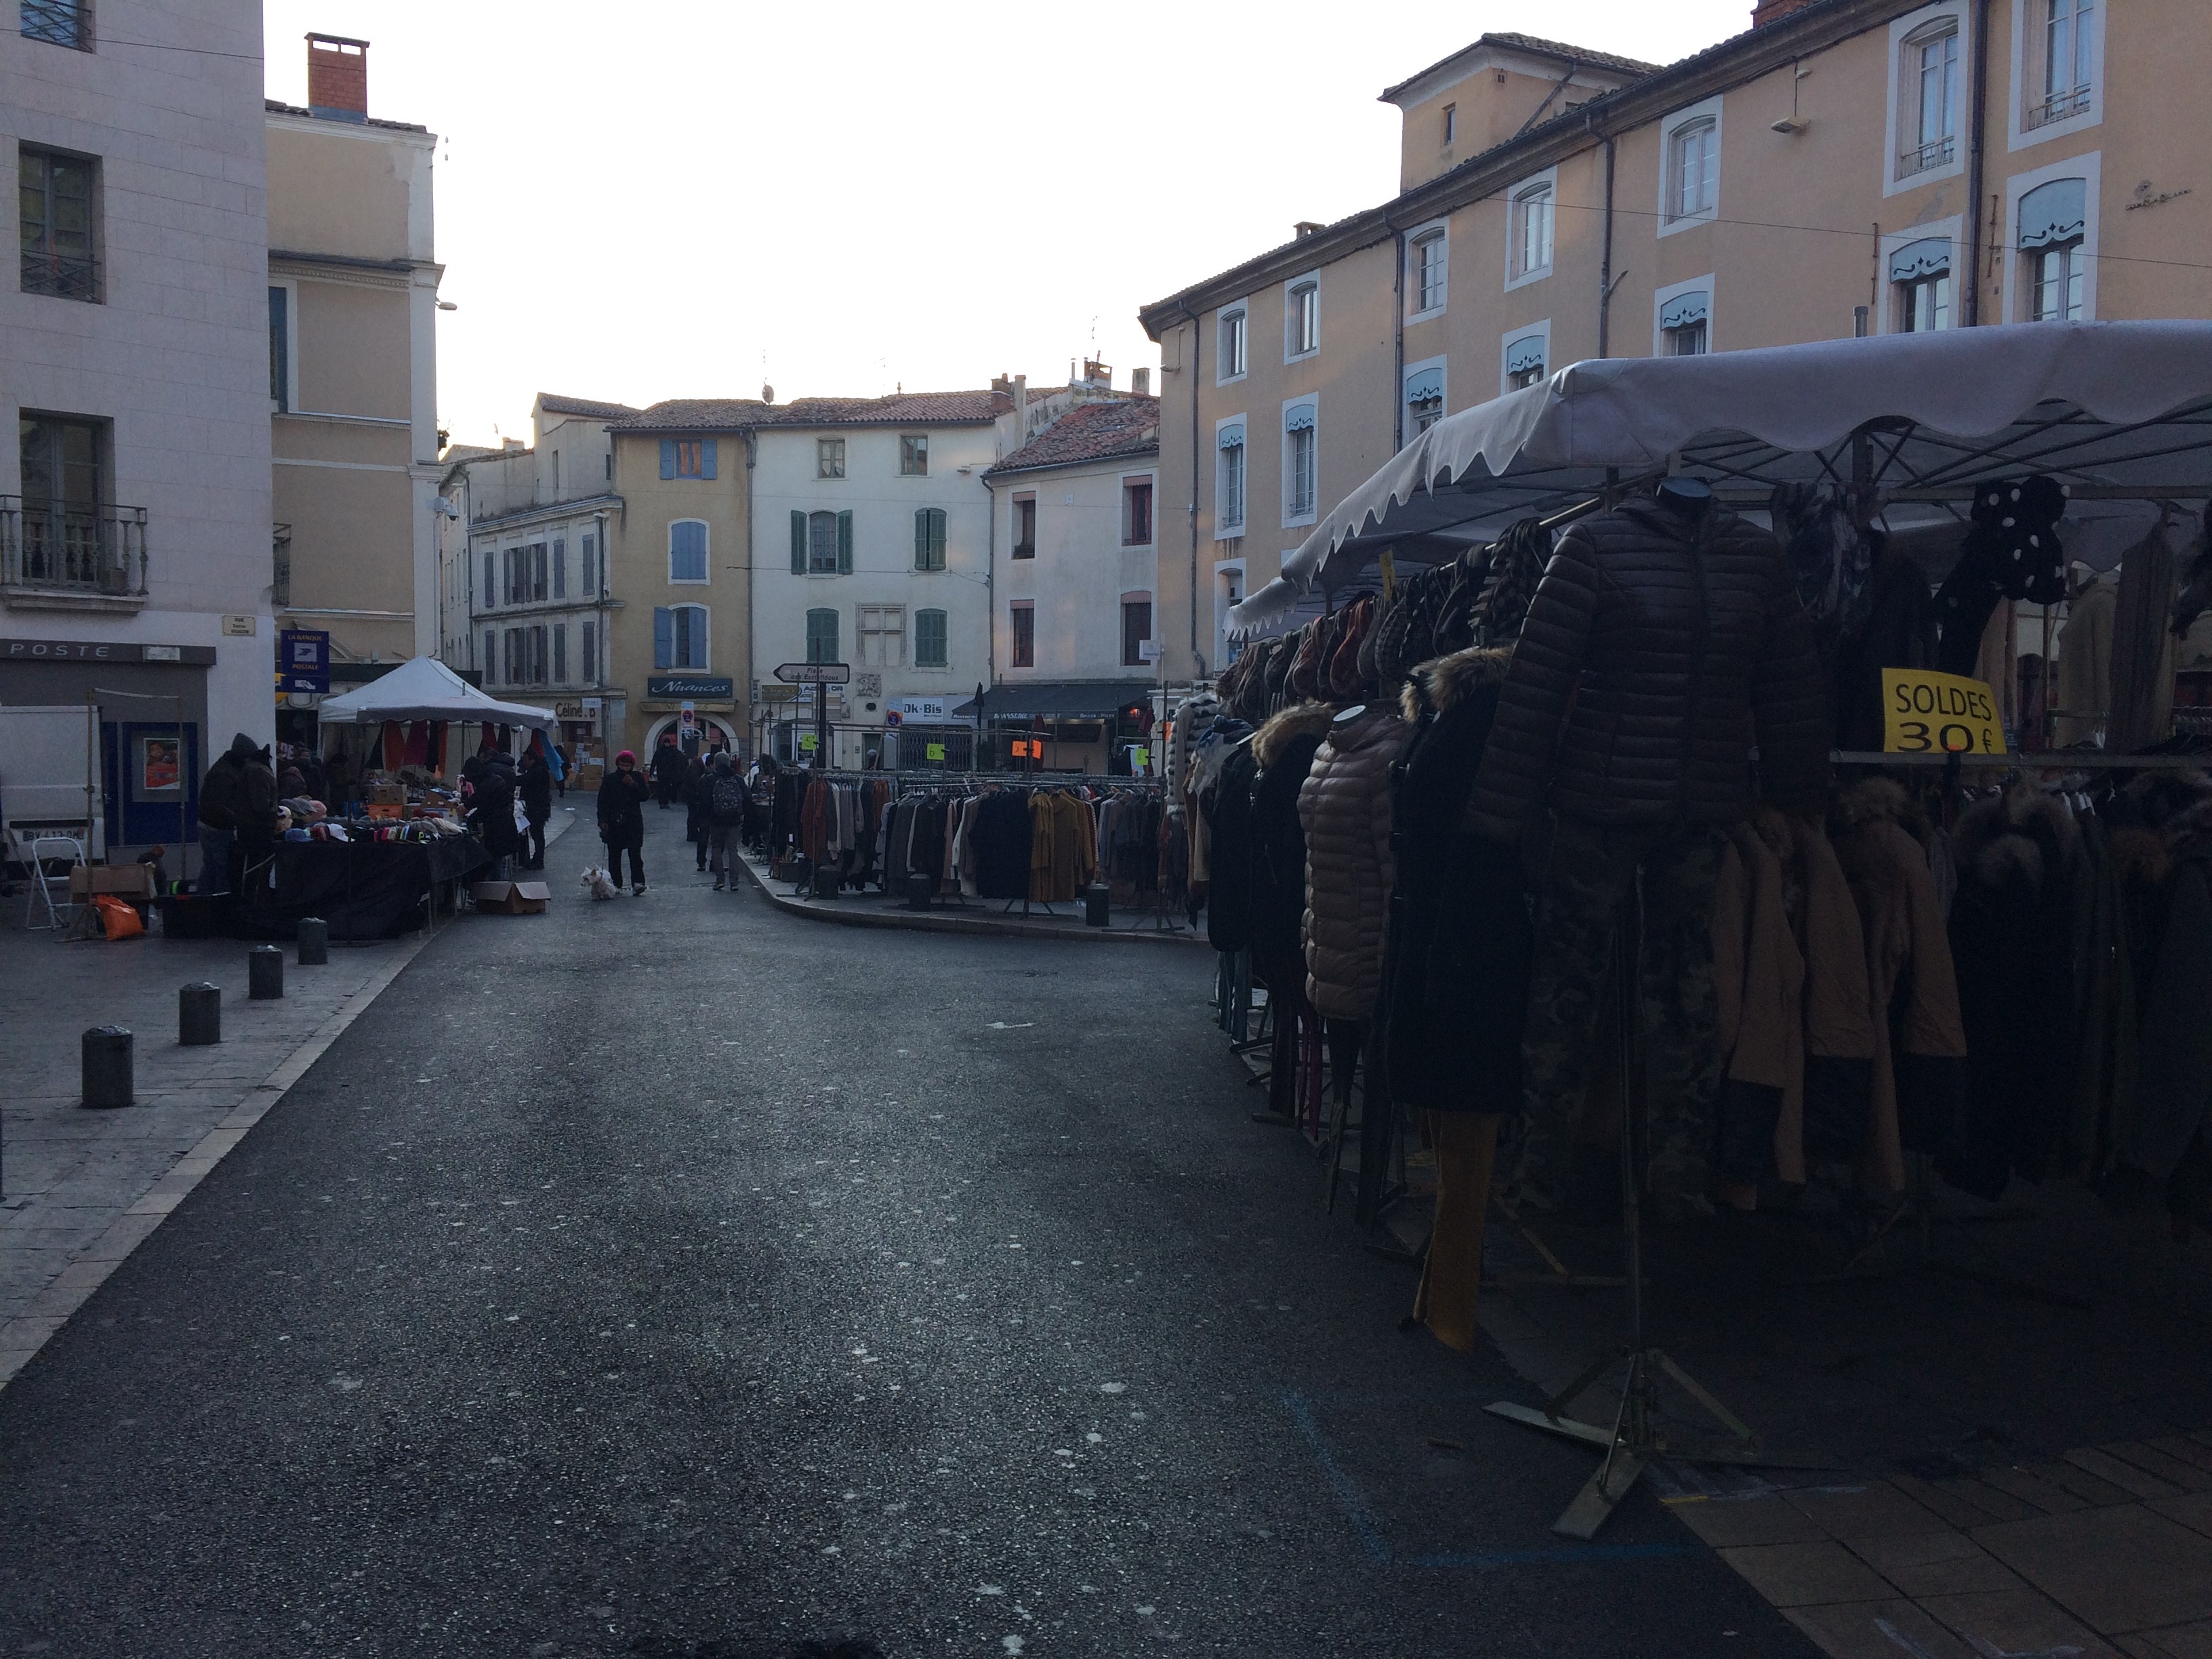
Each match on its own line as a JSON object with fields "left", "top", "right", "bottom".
{"left": 914, "top": 508, "right": 927, "bottom": 570}
{"left": 836, "top": 510, "right": 853, "bottom": 574}
{"left": 790, "top": 510, "right": 806, "bottom": 574}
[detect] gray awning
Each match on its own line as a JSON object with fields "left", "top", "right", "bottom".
{"left": 955, "top": 682, "right": 1153, "bottom": 720}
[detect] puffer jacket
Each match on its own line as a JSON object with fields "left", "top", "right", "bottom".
{"left": 1465, "top": 497, "right": 1830, "bottom": 841}
{"left": 1248, "top": 702, "right": 1334, "bottom": 979}
{"left": 1297, "top": 705, "right": 1407, "bottom": 1019}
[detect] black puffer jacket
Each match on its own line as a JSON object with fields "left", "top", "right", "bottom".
{"left": 1465, "top": 497, "right": 1830, "bottom": 841}
{"left": 1246, "top": 702, "right": 1334, "bottom": 981}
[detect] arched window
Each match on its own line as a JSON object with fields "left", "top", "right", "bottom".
{"left": 653, "top": 602, "right": 708, "bottom": 670}
{"left": 2019, "top": 177, "right": 2088, "bottom": 323}
{"left": 668, "top": 519, "right": 708, "bottom": 583}
{"left": 914, "top": 507, "right": 947, "bottom": 571}
{"left": 790, "top": 509, "right": 851, "bottom": 575}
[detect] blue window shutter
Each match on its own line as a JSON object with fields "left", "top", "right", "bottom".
{"left": 790, "top": 510, "right": 806, "bottom": 574}
{"left": 702, "top": 438, "right": 718, "bottom": 480}
{"left": 837, "top": 510, "right": 853, "bottom": 574}
{"left": 659, "top": 439, "right": 676, "bottom": 480}
{"left": 653, "top": 607, "right": 673, "bottom": 669}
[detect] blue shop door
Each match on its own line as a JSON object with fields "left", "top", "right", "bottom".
{"left": 102, "top": 722, "right": 199, "bottom": 850}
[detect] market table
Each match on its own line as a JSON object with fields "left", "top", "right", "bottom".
{"left": 230, "top": 833, "right": 487, "bottom": 941}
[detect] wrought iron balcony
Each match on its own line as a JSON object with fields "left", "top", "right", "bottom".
{"left": 1898, "top": 135, "right": 1957, "bottom": 178}
{"left": 1, "top": 497, "right": 150, "bottom": 598}
{"left": 20, "top": 248, "right": 98, "bottom": 301}
{"left": 19, "top": 0, "right": 90, "bottom": 47}
{"left": 2027, "top": 87, "right": 2092, "bottom": 130}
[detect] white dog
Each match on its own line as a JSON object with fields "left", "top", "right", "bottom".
{"left": 581, "top": 862, "right": 619, "bottom": 901}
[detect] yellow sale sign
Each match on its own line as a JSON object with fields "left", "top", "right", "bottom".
{"left": 1881, "top": 668, "right": 2009, "bottom": 755}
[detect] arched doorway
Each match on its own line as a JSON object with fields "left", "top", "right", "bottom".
{"left": 642, "top": 712, "right": 738, "bottom": 759}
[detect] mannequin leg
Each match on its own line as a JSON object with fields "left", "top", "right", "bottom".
{"left": 1638, "top": 827, "right": 1728, "bottom": 1219}
{"left": 1413, "top": 1110, "right": 1502, "bottom": 1350}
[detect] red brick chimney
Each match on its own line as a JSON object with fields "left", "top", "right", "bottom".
{"left": 1751, "top": 0, "right": 1818, "bottom": 23}
{"left": 306, "top": 33, "right": 369, "bottom": 121}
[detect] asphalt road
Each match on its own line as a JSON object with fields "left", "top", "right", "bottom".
{"left": 0, "top": 811, "right": 1815, "bottom": 1658}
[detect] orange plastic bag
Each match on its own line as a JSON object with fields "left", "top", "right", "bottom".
{"left": 91, "top": 894, "right": 144, "bottom": 940}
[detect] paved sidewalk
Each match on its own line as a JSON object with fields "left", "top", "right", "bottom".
{"left": 0, "top": 807, "right": 579, "bottom": 1386}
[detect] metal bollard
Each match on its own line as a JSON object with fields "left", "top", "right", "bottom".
{"left": 179, "top": 982, "right": 222, "bottom": 1046}
{"left": 1083, "top": 884, "right": 1111, "bottom": 928}
{"left": 811, "top": 866, "right": 840, "bottom": 900}
{"left": 247, "top": 944, "right": 284, "bottom": 1000}
{"left": 297, "top": 916, "right": 329, "bottom": 966}
{"left": 81, "top": 1025, "right": 134, "bottom": 1109}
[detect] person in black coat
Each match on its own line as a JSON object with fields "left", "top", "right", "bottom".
{"left": 597, "top": 750, "right": 652, "bottom": 894}
{"left": 517, "top": 747, "right": 552, "bottom": 870}
{"left": 468, "top": 752, "right": 523, "bottom": 878}
{"left": 649, "top": 734, "right": 687, "bottom": 808}
{"left": 687, "top": 752, "right": 716, "bottom": 871}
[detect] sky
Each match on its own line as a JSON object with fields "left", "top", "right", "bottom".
{"left": 262, "top": 0, "right": 1756, "bottom": 448}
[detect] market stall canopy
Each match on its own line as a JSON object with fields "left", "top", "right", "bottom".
{"left": 954, "top": 682, "right": 1154, "bottom": 720}
{"left": 315, "top": 656, "right": 557, "bottom": 727}
{"left": 1231, "top": 321, "right": 2212, "bottom": 634}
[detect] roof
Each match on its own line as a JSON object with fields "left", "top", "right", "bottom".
{"left": 609, "top": 390, "right": 1006, "bottom": 434}
{"left": 1379, "top": 31, "right": 1662, "bottom": 103}
{"left": 264, "top": 97, "right": 430, "bottom": 136}
{"left": 954, "top": 682, "right": 1155, "bottom": 720}
{"left": 987, "top": 398, "right": 1160, "bottom": 478}
{"left": 536, "top": 393, "right": 640, "bottom": 421}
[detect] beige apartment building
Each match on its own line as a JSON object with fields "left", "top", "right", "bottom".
{"left": 1140, "top": 0, "right": 2212, "bottom": 680}
{"left": 267, "top": 35, "right": 443, "bottom": 731}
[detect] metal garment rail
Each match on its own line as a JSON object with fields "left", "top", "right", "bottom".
{"left": 1831, "top": 750, "right": 2209, "bottom": 769}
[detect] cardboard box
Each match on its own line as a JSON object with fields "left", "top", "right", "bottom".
{"left": 69, "top": 863, "right": 156, "bottom": 901}
{"left": 363, "top": 802, "right": 403, "bottom": 822}
{"left": 366, "top": 780, "right": 407, "bottom": 806}
{"left": 472, "top": 880, "right": 549, "bottom": 915}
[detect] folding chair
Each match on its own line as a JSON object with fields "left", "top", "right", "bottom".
{"left": 24, "top": 834, "right": 85, "bottom": 930}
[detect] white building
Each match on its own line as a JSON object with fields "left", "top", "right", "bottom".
{"left": 438, "top": 392, "right": 632, "bottom": 764}
{"left": 981, "top": 390, "right": 1162, "bottom": 773}
{"left": 1, "top": 0, "right": 274, "bottom": 861}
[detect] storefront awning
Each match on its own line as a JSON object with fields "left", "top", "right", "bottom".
{"left": 954, "top": 682, "right": 1153, "bottom": 720}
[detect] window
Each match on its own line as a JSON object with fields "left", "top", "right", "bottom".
{"left": 554, "top": 623, "right": 567, "bottom": 683}
{"left": 1286, "top": 279, "right": 1319, "bottom": 359}
{"left": 1012, "top": 493, "right": 1036, "bottom": 558}
{"left": 1891, "top": 237, "right": 1954, "bottom": 331}
{"left": 1666, "top": 116, "right": 1719, "bottom": 224}
{"left": 915, "top": 608, "right": 947, "bottom": 669}
{"left": 483, "top": 552, "right": 495, "bottom": 610}
{"left": 1122, "top": 477, "right": 1154, "bottom": 547}
{"left": 1660, "top": 288, "right": 1711, "bottom": 355}
{"left": 481, "top": 630, "right": 493, "bottom": 678}
{"left": 1009, "top": 602, "right": 1035, "bottom": 669}
{"left": 20, "top": 1, "right": 91, "bottom": 48}
{"left": 2019, "top": 176, "right": 2087, "bottom": 321}
{"left": 502, "top": 628, "right": 520, "bottom": 684}
{"left": 655, "top": 603, "right": 708, "bottom": 670}
{"left": 792, "top": 508, "right": 852, "bottom": 575}
{"left": 669, "top": 519, "right": 708, "bottom": 583}
{"left": 1284, "top": 403, "right": 1317, "bottom": 523}
{"left": 1411, "top": 227, "right": 1448, "bottom": 314}
{"left": 1511, "top": 182, "right": 1555, "bottom": 281}
{"left": 581, "top": 532, "right": 597, "bottom": 596}
{"left": 859, "top": 604, "right": 906, "bottom": 669}
{"left": 1901, "top": 22, "right": 1960, "bottom": 176}
{"left": 582, "top": 621, "right": 596, "bottom": 684}
{"left": 552, "top": 451, "right": 562, "bottom": 495}
{"left": 818, "top": 438, "right": 846, "bottom": 478}
{"left": 1219, "top": 306, "right": 1248, "bottom": 381}
{"left": 1122, "top": 598, "right": 1153, "bottom": 668}
{"left": 804, "top": 607, "right": 839, "bottom": 665}
{"left": 900, "top": 434, "right": 928, "bottom": 476}
{"left": 19, "top": 146, "right": 96, "bottom": 301}
{"left": 672, "top": 441, "right": 703, "bottom": 478}
{"left": 268, "top": 287, "right": 289, "bottom": 408}
{"left": 1216, "top": 424, "right": 1246, "bottom": 534}
{"left": 552, "top": 537, "right": 567, "bottom": 598}
{"left": 1441, "top": 104, "right": 1456, "bottom": 147}
{"left": 914, "top": 506, "right": 947, "bottom": 571}
{"left": 1405, "top": 363, "right": 1445, "bottom": 435}
{"left": 1504, "top": 331, "right": 1547, "bottom": 391}
{"left": 16, "top": 413, "right": 108, "bottom": 587}
{"left": 531, "top": 541, "right": 548, "bottom": 600}
{"left": 2029, "top": 0, "right": 2094, "bottom": 129}
{"left": 531, "top": 624, "right": 548, "bottom": 685}
{"left": 272, "top": 527, "right": 290, "bottom": 607}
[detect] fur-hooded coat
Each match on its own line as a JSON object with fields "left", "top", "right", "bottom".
{"left": 1383, "top": 647, "right": 1532, "bottom": 1115}
{"left": 1247, "top": 702, "right": 1335, "bottom": 979}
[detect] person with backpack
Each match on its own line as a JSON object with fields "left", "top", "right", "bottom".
{"left": 703, "top": 752, "right": 748, "bottom": 890}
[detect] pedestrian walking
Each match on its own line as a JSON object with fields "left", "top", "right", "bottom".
{"left": 649, "top": 733, "right": 686, "bottom": 808}
{"left": 704, "top": 752, "right": 748, "bottom": 890}
{"left": 517, "top": 743, "right": 552, "bottom": 870}
{"left": 687, "top": 750, "right": 715, "bottom": 872}
{"left": 598, "top": 748, "right": 651, "bottom": 895}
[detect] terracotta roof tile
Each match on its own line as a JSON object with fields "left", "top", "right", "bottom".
{"left": 987, "top": 398, "right": 1160, "bottom": 477}
{"left": 536, "top": 392, "right": 639, "bottom": 420}
{"left": 610, "top": 390, "right": 1006, "bottom": 433}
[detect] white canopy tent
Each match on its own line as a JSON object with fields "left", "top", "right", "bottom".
{"left": 316, "top": 656, "right": 556, "bottom": 730}
{"left": 1230, "top": 321, "right": 2212, "bottom": 636}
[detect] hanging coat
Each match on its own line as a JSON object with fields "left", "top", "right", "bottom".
{"left": 1246, "top": 703, "right": 1334, "bottom": 985}
{"left": 1382, "top": 647, "right": 1530, "bottom": 1115}
{"left": 1711, "top": 821, "right": 1805, "bottom": 1185}
{"left": 1297, "top": 705, "right": 1408, "bottom": 1020}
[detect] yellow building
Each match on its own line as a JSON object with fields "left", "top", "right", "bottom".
{"left": 266, "top": 34, "right": 443, "bottom": 729}
{"left": 1140, "top": 3, "right": 2212, "bottom": 679}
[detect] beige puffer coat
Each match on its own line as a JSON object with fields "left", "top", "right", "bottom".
{"left": 1297, "top": 705, "right": 1408, "bottom": 1019}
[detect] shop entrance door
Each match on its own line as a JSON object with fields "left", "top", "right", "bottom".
{"left": 101, "top": 720, "right": 199, "bottom": 850}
